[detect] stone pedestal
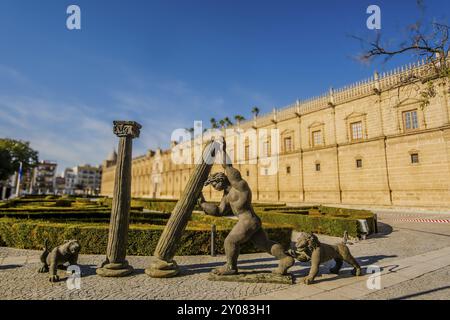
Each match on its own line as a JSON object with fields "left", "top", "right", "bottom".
{"left": 146, "top": 141, "right": 218, "bottom": 278}
{"left": 97, "top": 121, "right": 141, "bottom": 277}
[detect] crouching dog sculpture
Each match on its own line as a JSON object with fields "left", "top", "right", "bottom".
{"left": 198, "top": 137, "right": 294, "bottom": 276}
{"left": 38, "top": 239, "right": 81, "bottom": 282}
{"left": 289, "top": 232, "right": 361, "bottom": 285}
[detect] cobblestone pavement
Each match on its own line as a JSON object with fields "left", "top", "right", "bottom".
{"left": 1, "top": 209, "right": 449, "bottom": 300}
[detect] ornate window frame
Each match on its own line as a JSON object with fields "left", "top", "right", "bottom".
{"left": 308, "top": 122, "right": 325, "bottom": 148}
{"left": 345, "top": 112, "right": 367, "bottom": 142}
{"left": 394, "top": 98, "right": 426, "bottom": 133}
{"left": 280, "top": 129, "right": 294, "bottom": 154}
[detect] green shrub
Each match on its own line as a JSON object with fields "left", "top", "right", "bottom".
{"left": 75, "top": 198, "right": 91, "bottom": 204}
{"left": 54, "top": 199, "right": 72, "bottom": 207}
{"left": 97, "top": 197, "right": 111, "bottom": 207}
{"left": 131, "top": 198, "right": 178, "bottom": 213}
{"left": 259, "top": 206, "right": 318, "bottom": 212}
{"left": 0, "top": 210, "right": 157, "bottom": 223}
{"left": 256, "top": 211, "right": 361, "bottom": 237}
{"left": 0, "top": 218, "right": 291, "bottom": 256}
{"left": 44, "top": 195, "right": 58, "bottom": 200}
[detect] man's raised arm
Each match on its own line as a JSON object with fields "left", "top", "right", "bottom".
{"left": 220, "top": 137, "right": 244, "bottom": 188}
{"left": 198, "top": 192, "right": 228, "bottom": 216}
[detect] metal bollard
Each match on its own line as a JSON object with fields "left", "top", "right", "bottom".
{"left": 211, "top": 224, "right": 216, "bottom": 257}
{"left": 373, "top": 214, "right": 379, "bottom": 233}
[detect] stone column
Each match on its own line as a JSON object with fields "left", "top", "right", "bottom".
{"left": 97, "top": 121, "right": 141, "bottom": 277}
{"left": 146, "top": 140, "right": 218, "bottom": 278}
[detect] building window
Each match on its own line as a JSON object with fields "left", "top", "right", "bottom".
{"left": 263, "top": 140, "right": 271, "bottom": 157}
{"left": 284, "top": 137, "right": 292, "bottom": 152}
{"left": 312, "top": 130, "right": 322, "bottom": 147}
{"left": 351, "top": 121, "right": 363, "bottom": 140}
{"left": 286, "top": 166, "right": 291, "bottom": 175}
{"left": 315, "top": 163, "right": 321, "bottom": 172}
{"left": 411, "top": 153, "right": 419, "bottom": 164}
{"left": 356, "top": 159, "right": 363, "bottom": 168}
{"left": 246, "top": 170, "right": 250, "bottom": 177}
{"left": 245, "top": 145, "right": 250, "bottom": 161}
{"left": 403, "top": 110, "right": 419, "bottom": 131}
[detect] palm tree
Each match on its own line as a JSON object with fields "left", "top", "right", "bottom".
{"left": 251, "top": 107, "right": 260, "bottom": 118}
{"left": 210, "top": 118, "right": 218, "bottom": 129}
{"left": 223, "top": 117, "right": 233, "bottom": 127}
{"left": 234, "top": 115, "right": 245, "bottom": 125}
{"left": 218, "top": 119, "right": 226, "bottom": 128}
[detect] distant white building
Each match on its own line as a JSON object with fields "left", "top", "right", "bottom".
{"left": 70, "top": 164, "right": 102, "bottom": 195}
{"left": 63, "top": 168, "right": 77, "bottom": 195}
{"left": 31, "top": 161, "right": 58, "bottom": 195}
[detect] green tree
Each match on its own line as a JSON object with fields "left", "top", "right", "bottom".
{"left": 0, "top": 139, "right": 39, "bottom": 181}
{"left": 0, "top": 149, "right": 13, "bottom": 181}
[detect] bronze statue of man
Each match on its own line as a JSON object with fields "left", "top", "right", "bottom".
{"left": 198, "top": 137, "right": 294, "bottom": 275}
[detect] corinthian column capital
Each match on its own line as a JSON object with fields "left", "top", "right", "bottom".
{"left": 113, "top": 121, "right": 142, "bottom": 138}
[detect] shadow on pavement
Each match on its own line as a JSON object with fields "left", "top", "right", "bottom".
{"left": 367, "top": 222, "right": 394, "bottom": 239}
{"left": 393, "top": 286, "right": 450, "bottom": 300}
{"left": 0, "top": 264, "right": 22, "bottom": 270}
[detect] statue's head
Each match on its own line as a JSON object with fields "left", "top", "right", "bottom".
{"left": 63, "top": 240, "right": 81, "bottom": 255}
{"left": 295, "top": 232, "right": 320, "bottom": 252}
{"left": 204, "top": 172, "right": 229, "bottom": 191}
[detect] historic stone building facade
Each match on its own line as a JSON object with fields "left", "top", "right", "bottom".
{"left": 101, "top": 60, "right": 450, "bottom": 208}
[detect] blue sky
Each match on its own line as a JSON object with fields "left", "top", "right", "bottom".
{"left": 0, "top": 0, "right": 448, "bottom": 174}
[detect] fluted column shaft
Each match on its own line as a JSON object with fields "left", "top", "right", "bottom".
{"left": 147, "top": 141, "right": 218, "bottom": 277}
{"left": 97, "top": 120, "right": 141, "bottom": 278}
{"left": 107, "top": 135, "right": 133, "bottom": 263}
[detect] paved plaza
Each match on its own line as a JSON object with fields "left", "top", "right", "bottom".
{"left": 1, "top": 209, "right": 450, "bottom": 300}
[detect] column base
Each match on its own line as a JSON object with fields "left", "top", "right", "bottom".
{"left": 145, "top": 258, "right": 179, "bottom": 278}
{"left": 96, "top": 260, "right": 134, "bottom": 277}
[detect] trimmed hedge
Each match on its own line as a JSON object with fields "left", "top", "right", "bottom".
{"left": 254, "top": 206, "right": 375, "bottom": 237}
{"left": 257, "top": 211, "right": 359, "bottom": 237}
{"left": 0, "top": 210, "right": 169, "bottom": 224}
{"left": 0, "top": 218, "right": 292, "bottom": 256}
{"left": 98, "top": 197, "right": 179, "bottom": 213}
